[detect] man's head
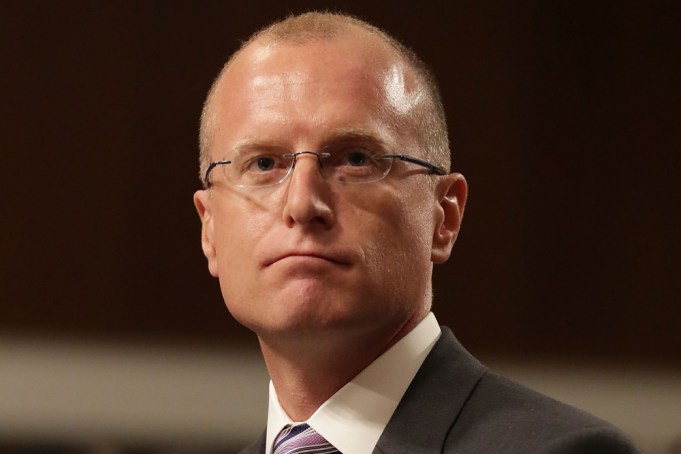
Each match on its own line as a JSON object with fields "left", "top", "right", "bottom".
{"left": 194, "top": 12, "right": 466, "bottom": 349}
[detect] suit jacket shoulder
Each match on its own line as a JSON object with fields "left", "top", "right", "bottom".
{"left": 236, "top": 431, "right": 265, "bottom": 454}
{"left": 451, "top": 370, "right": 638, "bottom": 453}
{"left": 374, "top": 327, "right": 639, "bottom": 454}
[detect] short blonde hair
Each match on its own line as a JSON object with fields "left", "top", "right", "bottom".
{"left": 198, "top": 11, "right": 450, "bottom": 186}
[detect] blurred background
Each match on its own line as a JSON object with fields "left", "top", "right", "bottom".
{"left": 1, "top": 1, "right": 679, "bottom": 453}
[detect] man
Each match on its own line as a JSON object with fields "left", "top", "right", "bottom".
{"left": 194, "top": 12, "right": 639, "bottom": 454}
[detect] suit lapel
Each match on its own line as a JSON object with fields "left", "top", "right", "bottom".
{"left": 373, "top": 327, "right": 487, "bottom": 453}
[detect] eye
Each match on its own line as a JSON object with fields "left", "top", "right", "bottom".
{"left": 333, "top": 148, "right": 376, "bottom": 168}
{"left": 345, "top": 150, "right": 369, "bottom": 166}
{"left": 243, "top": 154, "right": 287, "bottom": 173}
{"left": 254, "top": 156, "right": 276, "bottom": 171}
{"left": 236, "top": 153, "right": 290, "bottom": 187}
{"left": 325, "top": 147, "right": 389, "bottom": 184}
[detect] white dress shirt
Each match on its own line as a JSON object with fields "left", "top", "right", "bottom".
{"left": 265, "top": 312, "right": 441, "bottom": 454}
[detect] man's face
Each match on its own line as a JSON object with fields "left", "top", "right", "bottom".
{"left": 194, "top": 33, "right": 465, "bottom": 344}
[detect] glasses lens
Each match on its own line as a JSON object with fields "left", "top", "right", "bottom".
{"left": 325, "top": 148, "right": 392, "bottom": 184}
{"left": 227, "top": 153, "right": 293, "bottom": 187}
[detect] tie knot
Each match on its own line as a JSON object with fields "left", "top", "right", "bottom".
{"left": 273, "top": 424, "right": 341, "bottom": 454}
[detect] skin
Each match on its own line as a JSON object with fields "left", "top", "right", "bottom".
{"left": 194, "top": 28, "right": 467, "bottom": 420}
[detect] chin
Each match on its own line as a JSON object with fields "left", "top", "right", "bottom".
{"left": 238, "top": 298, "right": 369, "bottom": 339}
{"left": 225, "top": 279, "right": 394, "bottom": 337}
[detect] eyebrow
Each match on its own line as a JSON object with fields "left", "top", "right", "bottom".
{"left": 319, "top": 128, "right": 388, "bottom": 150}
{"left": 229, "top": 138, "right": 290, "bottom": 159}
{"left": 227, "top": 128, "right": 389, "bottom": 158}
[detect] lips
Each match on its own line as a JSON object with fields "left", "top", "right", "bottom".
{"left": 263, "top": 250, "right": 352, "bottom": 267}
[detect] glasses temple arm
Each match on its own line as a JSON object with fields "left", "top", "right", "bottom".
{"left": 383, "top": 154, "right": 448, "bottom": 175}
{"left": 204, "top": 160, "right": 231, "bottom": 187}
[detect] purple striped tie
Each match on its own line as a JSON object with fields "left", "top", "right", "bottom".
{"left": 273, "top": 423, "right": 341, "bottom": 454}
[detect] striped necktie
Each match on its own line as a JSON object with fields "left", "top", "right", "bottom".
{"left": 273, "top": 423, "right": 341, "bottom": 454}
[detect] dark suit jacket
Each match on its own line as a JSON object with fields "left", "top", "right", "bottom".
{"left": 238, "top": 327, "right": 639, "bottom": 453}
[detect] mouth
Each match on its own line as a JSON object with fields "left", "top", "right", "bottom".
{"left": 263, "top": 251, "right": 351, "bottom": 268}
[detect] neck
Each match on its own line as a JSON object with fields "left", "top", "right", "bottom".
{"left": 259, "top": 312, "right": 425, "bottom": 421}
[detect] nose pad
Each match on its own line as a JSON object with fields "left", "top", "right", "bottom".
{"left": 286, "top": 151, "right": 330, "bottom": 175}
{"left": 284, "top": 151, "right": 331, "bottom": 186}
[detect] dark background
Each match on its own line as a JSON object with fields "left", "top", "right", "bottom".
{"left": 1, "top": 1, "right": 679, "bottom": 363}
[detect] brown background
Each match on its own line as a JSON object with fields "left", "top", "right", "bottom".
{"left": 1, "top": 1, "right": 679, "bottom": 363}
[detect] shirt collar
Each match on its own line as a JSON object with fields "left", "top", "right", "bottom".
{"left": 265, "top": 312, "right": 441, "bottom": 454}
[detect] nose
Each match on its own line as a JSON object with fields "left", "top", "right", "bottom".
{"left": 281, "top": 153, "right": 335, "bottom": 229}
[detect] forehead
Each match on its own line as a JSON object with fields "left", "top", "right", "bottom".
{"left": 223, "top": 31, "right": 400, "bottom": 96}
{"left": 206, "top": 33, "right": 420, "bottom": 152}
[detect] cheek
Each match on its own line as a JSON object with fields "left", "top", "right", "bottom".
{"left": 211, "top": 203, "right": 275, "bottom": 326}
{"left": 352, "top": 184, "right": 433, "bottom": 285}
{"left": 212, "top": 201, "right": 272, "bottom": 274}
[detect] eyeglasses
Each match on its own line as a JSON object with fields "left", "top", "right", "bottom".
{"left": 203, "top": 149, "right": 447, "bottom": 188}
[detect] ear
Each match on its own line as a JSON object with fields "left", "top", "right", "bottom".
{"left": 193, "top": 190, "right": 219, "bottom": 277}
{"left": 431, "top": 173, "right": 468, "bottom": 264}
